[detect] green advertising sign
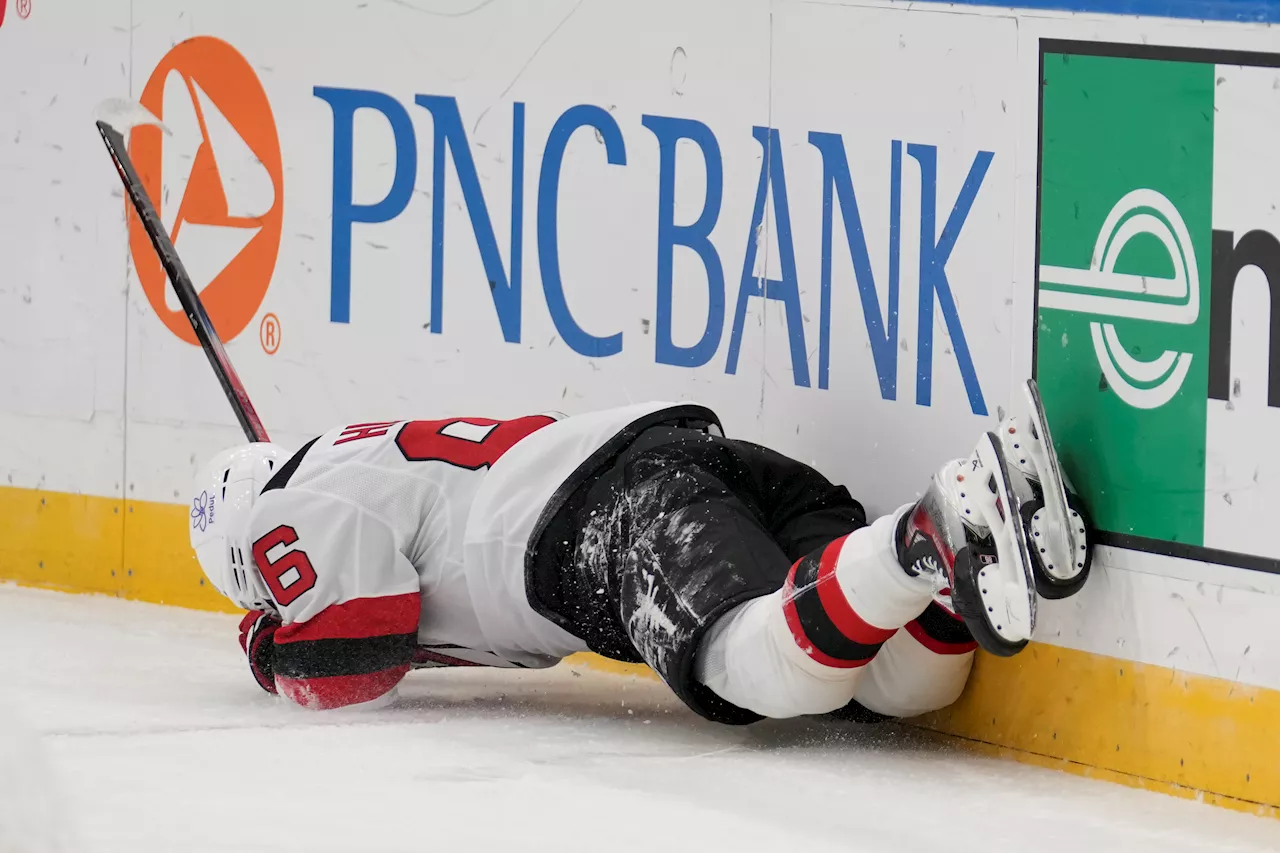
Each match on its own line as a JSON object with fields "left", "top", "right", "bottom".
{"left": 1035, "top": 41, "right": 1280, "bottom": 573}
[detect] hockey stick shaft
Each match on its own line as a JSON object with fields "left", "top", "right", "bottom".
{"left": 95, "top": 119, "right": 270, "bottom": 443}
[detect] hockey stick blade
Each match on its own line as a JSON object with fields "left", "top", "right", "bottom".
{"left": 95, "top": 99, "right": 270, "bottom": 443}
{"left": 94, "top": 98, "right": 172, "bottom": 136}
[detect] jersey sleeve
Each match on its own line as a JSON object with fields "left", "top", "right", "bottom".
{"left": 247, "top": 488, "right": 421, "bottom": 710}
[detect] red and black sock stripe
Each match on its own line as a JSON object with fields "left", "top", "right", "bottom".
{"left": 904, "top": 600, "right": 977, "bottom": 655}
{"left": 782, "top": 537, "right": 897, "bottom": 668}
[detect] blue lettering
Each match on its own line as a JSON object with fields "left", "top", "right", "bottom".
{"left": 537, "top": 105, "right": 627, "bottom": 357}
{"left": 314, "top": 87, "right": 417, "bottom": 324}
{"left": 726, "top": 127, "right": 810, "bottom": 388}
{"left": 642, "top": 115, "right": 725, "bottom": 368}
{"left": 414, "top": 95, "right": 524, "bottom": 343}
{"left": 809, "top": 134, "right": 903, "bottom": 395}
{"left": 909, "top": 144, "right": 991, "bottom": 416}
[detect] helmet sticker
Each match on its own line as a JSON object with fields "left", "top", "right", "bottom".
{"left": 191, "top": 490, "right": 215, "bottom": 531}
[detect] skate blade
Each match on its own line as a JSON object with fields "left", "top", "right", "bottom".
{"left": 1018, "top": 380, "right": 1089, "bottom": 584}
{"left": 969, "top": 433, "right": 1037, "bottom": 649}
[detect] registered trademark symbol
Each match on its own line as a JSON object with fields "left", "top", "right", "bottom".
{"left": 260, "top": 313, "right": 281, "bottom": 355}
{"left": 15, "top": 0, "right": 30, "bottom": 19}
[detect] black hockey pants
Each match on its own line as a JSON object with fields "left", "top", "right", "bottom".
{"left": 527, "top": 425, "right": 867, "bottom": 725}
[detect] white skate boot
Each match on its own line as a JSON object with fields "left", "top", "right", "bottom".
{"left": 995, "top": 380, "right": 1093, "bottom": 599}
{"left": 895, "top": 381, "right": 1094, "bottom": 656}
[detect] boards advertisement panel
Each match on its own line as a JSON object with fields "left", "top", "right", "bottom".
{"left": 6, "top": 0, "right": 1280, "bottom": 813}
{"left": 1036, "top": 40, "right": 1280, "bottom": 575}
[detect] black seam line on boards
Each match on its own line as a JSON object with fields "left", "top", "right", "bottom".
{"left": 261, "top": 436, "right": 321, "bottom": 494}
{"left": 790, "top": 554, "right": 884, "bottom": 662}
{"left": 1031, "top": 43, "right": 1046, "bottom": 382}
{"left": 913, "top": 600, "right": 975, "bottom": 645}
{"left": 1097, "top": 532, "right": 1280, "bottom": 575}
{"left": 1040, "top": 38, "right": 1280, "bottom": 68}
{"left": 273, "top": 633, "right": 418, "bottom": 679}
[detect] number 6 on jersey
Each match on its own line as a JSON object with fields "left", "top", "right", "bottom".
{"left": 252, "top": 525, "right": 318, "bottom": 606}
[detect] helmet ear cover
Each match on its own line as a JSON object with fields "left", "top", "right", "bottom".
{"left": 189, "top": 442, "right": 289, "bottom": 612}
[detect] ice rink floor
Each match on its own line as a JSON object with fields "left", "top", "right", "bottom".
{"left": 2, "top": 585, "right": 1279, "bottom": 853}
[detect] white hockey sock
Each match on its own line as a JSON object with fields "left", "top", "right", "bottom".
{"left": 694, "top": 508, "right": 934, "bottom": 719}
{"left": 852, "top": 625, "right": 974, "bottom": 718}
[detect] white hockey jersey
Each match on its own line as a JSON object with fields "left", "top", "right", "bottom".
{"left": 244, "top": 401, "right": 683, "bottom": 709}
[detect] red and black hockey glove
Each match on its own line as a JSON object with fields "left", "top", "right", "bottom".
{"left": 238, "top": 610, "right": 282, "bottom": 695}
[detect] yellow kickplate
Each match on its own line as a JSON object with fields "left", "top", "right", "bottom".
{"left": 915, "top": 643, "right": 1280, "bottom": 810}
{"left": 926, "top": 733, "right": 1279, "bottom": 820}
{"left": 0, "top": 486, "right": 236, "bottom": 612}
{"left": 0, "top": 486, "right": 124, "bottom": 596}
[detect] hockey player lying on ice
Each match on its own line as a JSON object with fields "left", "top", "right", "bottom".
{"left": 190, "top": 384, "right": 1092, "bottom": 724}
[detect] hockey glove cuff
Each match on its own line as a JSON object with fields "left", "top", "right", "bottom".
{"left": 238, "top": 610, "right": 281, "bottom": 695}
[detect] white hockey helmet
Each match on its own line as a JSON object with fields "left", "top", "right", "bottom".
{"left": 190, "top": 442, "right": 290, "bottom": 612}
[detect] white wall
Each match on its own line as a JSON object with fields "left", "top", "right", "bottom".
{"left": 3, "top": 0, "right": 1279, "bottom": 692}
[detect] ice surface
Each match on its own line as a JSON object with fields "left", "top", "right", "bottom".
{"left": 2, "top": 584, "right": 1278, "bottom": 853}
{"left": 0, "top": 698, "right": 76, "bottom": 852}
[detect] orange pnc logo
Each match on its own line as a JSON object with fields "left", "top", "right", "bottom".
{"left": 129, "top": 37, "right": 283, "bottom": 346}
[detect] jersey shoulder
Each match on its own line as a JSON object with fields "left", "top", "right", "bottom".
{"left": 245, "top": 484, "right": 422, "bottom": 708}
{"left": 247, "top": 487, "right": 417, "bottom": 622}
{"left": 296, "top": 415, "right": 564, "bottom": 474}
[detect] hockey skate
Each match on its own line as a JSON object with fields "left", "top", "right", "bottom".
{"left": 896, "top": 380, "right": 1093, "bottom": 657}
{"left": 996, "top": 380, "right": 1093, "bottom": 599}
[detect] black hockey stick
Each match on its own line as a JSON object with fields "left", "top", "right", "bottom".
{"left": 94, "top": 100, "right": 270, "bottom": 443}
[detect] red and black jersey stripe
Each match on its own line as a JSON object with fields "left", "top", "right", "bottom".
{"left": 274, "top": 592, "right": 419, "bottom": 709}
{"left": 904, "top": 600, "right": 977, "bottom": 655}
{"left": 782, "top": 536, "right": 897, "bottom": 668}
